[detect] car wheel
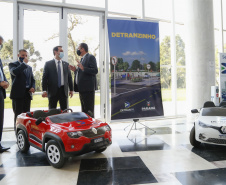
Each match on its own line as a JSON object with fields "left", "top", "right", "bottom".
{"left": 95, "top": 147, "right": 107, "bottom": 153}
{"left": 190, "top": 126, "right": 201, "bottom": 147}
{"left": 17, "top": 130, "right": 30, "bottom": 153}
{"left": 46, "top": 140, "right": 65, "bottom": 168}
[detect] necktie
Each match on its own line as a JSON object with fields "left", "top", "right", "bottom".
{"left": 0, "top": 67, "right": 3, "bottom": 82}
{"left": 58, "top": 61, "right": 61, "bottom": 88}
{"left": 76, "top": 58, "right": 83, "bottom": 85}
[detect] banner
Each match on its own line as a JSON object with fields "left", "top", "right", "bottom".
{"left": 107, "top": 19, "right": 164, "bottom": 120}
{"left": 219, "top": 53, "right": 226, "bottom": 102}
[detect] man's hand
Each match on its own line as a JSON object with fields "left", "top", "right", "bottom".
{"left": 0, "top": 81, "right": 9, "bottom": 89}
{"left": 29, "top": 87, "right": 35, "bottom": 93}
{"left": 23, "top": 57, "right": 29, "bottom": 64}
{"left": 42, "top": 91, "right": 47, "bottom": 98}
{"left": 69, "top": 91, "right": 73, "bottom": 98}
{"left": 69, "top": 65, "right": 76, "bottom": 72}
{"left": 77, "top": 60, "right": 84, "bottom": 71}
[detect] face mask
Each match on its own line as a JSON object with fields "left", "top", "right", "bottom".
{"left": 19, "top": 57, "right": 24, "bottom": 62}
{"left": 59, "top": 52, "right": 64, "bottom": 59}
{"left": 77, "top": 49, "right": 81, "bottom": 56}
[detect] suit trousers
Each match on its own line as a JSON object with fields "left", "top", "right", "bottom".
{"left": 79, "top": 91, "right": 95, "bottom": 117}
{"left": 48, "top": 86, "right": 67, "bottom": 111}
{"left": 0, "top": 89, "right": 4, "bottom": 142}
{"left": 12, "top": 89, "right": 31, "bottom": 131}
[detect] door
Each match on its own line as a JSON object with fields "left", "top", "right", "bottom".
{"left": 18, "top": 4, "right": 106, "bottom": 120}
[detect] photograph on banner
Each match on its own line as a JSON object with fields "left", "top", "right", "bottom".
{"left": 107, "top": 19, "right": 164, "bottom": 120}
{"left": 219, "top": 53, "right": 226, "bottom": 102}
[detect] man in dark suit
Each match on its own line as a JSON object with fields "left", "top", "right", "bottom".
{"left": 0, "top": 35, "right": 10, "bottom": 152}
{"left": 42, "top": 46, "right": 73, "bottom": 110}
{"left": 69, "top": 43, "right": 98, "bottom": 117}
{"left": 9, "top": 49, "right": 35, "bottom": 131}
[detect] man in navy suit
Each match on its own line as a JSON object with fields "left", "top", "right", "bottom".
{"left": 0, "top": 35, "right": 10, "bottom": 152}
{"left": 69, "top": 43, "right": 98, "bottom": 117}
{"left": 42, "top": 46, "right": 73, "bottom": 110}
{"left": 9, "top": 49, "right": 35, "bottom": 131}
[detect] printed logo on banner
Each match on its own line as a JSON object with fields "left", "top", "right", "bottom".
{"left": 221, "top": 63, "right": 226, "bottom": 74}
{"left": 125, "top": 101, "right": 130, "bottom": 108}
{"left": 142, "top": 101, "right": 156, "bottom": 111}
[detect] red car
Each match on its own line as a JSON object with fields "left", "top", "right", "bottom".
{"left": 16, "top": 109, "right": 112, "bottom": 168}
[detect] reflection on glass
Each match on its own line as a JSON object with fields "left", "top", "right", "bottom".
{"left": 23, "top": 9, "right": 59, "bottom": 100}
{"left": 174, "top": 0, "right": 186, "bottom": 23}
{"left": 66, "top": 0, "right": 105, "bottom": 8}
{"left": 159, "top": 22, "right": 171, "bottom": 66}
{"left": 0, "top": 2, "right": 13, "bottom": 64}
{"left": 108, "top": 0, "right": 142, "bottom": 16}
{"left": 177, "top": 67, "right": 186, "bottom": 114}
{"left": 67, "top": 13, "right": 100, "bottom": 118}
{"left": 214, "top": 0, "right": 221, "bottom": 29}
{"left": 145, "top": 0, "right": 171, "bottom": 20}
{"left": 175, "top": 25, "right": 185, "bottom": 66}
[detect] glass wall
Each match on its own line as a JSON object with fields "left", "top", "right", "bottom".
{"left": 1, "top": 0, "right": 225, "bottom": 125}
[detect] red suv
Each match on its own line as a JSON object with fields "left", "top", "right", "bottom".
{"left": 16, "top": 109, "right": 112, "bottom": 168}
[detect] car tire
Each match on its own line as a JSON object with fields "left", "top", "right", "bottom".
{"left": 95, "top": 147, "right": 107, "bottom": 153}
{"left": 17, "top": 130, "right": 30, "bottom": 153}
{"left": 190, "top": 126, "right": 201, "bottom": 147}
{"left": 46, "top": 140, "right": 65, "bottom": 168}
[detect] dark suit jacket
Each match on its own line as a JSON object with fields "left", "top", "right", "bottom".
{"left": 74, "top": 53, "right": 98, "bottom": 92}
{"left": 42, "top": 59, "right": 73, "bottom": 98}
{"left": 9, "top": 61, "right": 35, "bottom": 100}
{"left": 0, "top": 59, "right": 8, "bottom": 99}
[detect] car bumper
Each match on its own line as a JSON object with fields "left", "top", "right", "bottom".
{"left": 62, "top": 138, "right": 112, "bottom": 157}
{"left": 195, "top": 123, "right": 226, "bottom": 145}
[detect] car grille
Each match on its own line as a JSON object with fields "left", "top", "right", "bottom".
{"left": 82, "top": 127, "right": 106, "bottom": 138}
{"left": 206, "top": 138, "right": 226, "bottom": 144}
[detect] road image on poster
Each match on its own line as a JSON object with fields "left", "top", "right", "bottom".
{"left": 107, "top": 19, "right": 164, "bottom": 120}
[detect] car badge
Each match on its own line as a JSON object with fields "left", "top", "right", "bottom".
{"left": 92, "top": 127, "right": 97, "bottom": 134}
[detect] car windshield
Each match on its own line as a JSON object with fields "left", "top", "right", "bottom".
{"left": 48, "top": 112, "right": 89, "bottom": 123}
{"left": 202, "top": 107, "right": 226, "bottom": 116}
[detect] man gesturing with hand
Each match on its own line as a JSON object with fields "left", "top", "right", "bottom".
{"left": 9, "top": 49, "right": 35, "bottom": 131}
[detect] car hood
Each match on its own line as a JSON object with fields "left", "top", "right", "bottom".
{"left": 199, "top": 116, "right": 226, "bottom": 127}
{"left": 48, "top": 117, "right": 105, "bottom": 131}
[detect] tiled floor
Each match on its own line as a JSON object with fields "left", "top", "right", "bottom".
{"left": 1, "top": 118, "right": 226, "bottom": 185}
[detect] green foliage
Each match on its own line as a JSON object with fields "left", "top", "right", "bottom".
{"left": 160, "top": 34, "right": 186, "bottom": 89}
{"left": 131, "top": 59, "right": 141, "bottom": 70}
{"left": 148, "top": 61, "right": 157, "bottom": 71}
{"left": 0, "top": 39, "right": 42, "bottom": 91}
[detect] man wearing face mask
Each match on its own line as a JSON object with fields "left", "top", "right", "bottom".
{"left": 0, "top": 35, "right": 10, "bottom": 152}
{"left": 9, "top": 49, "right": 35, "bottom": 131}
{"left": 69, "top": 43, "right": 98, "bottom": 117}
{"left": 42, "top": 46, "right": 73, "bottom": 110}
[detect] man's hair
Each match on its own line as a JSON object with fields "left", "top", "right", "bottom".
{"left": 19, "top": 49, "right": 27, "bottom": 53}
{"left": 80, "top": 43, "right": 88, "bottom": 52}
{"left": 53, "top": 46, "right": 62, "bottom": 55}
{"left": 0, "top": 35, "right": 3, "bottom": 41}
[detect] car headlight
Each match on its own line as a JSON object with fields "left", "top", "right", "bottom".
{"left": 221, "top": 126, "right": 226, "bottom": 134}
{"left": 67, "top": 131, "right": 83, "bottom": 138}
{"left": 199, "top": 121, "right": 210, "bottom": 128}
{"left": 104, "top": 125, "right": 111, "bottom": 131}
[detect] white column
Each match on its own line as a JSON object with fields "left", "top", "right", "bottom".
{"left": 185, "top": 0, "right": 215, "bottom": 113}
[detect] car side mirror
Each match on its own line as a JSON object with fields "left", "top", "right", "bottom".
{"left": 191, "top": 109, "right": 199, "bottom": 113}
{"left": 35, "top": 117, "right": 44, "bottom": 125}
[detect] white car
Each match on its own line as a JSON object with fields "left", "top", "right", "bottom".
{"left": 190, "top": 101, "right": 226, "bottom": 147}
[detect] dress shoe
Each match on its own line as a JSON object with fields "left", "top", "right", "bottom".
{"left": 0, "top": 146, "right": 10, "bottom": 153}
